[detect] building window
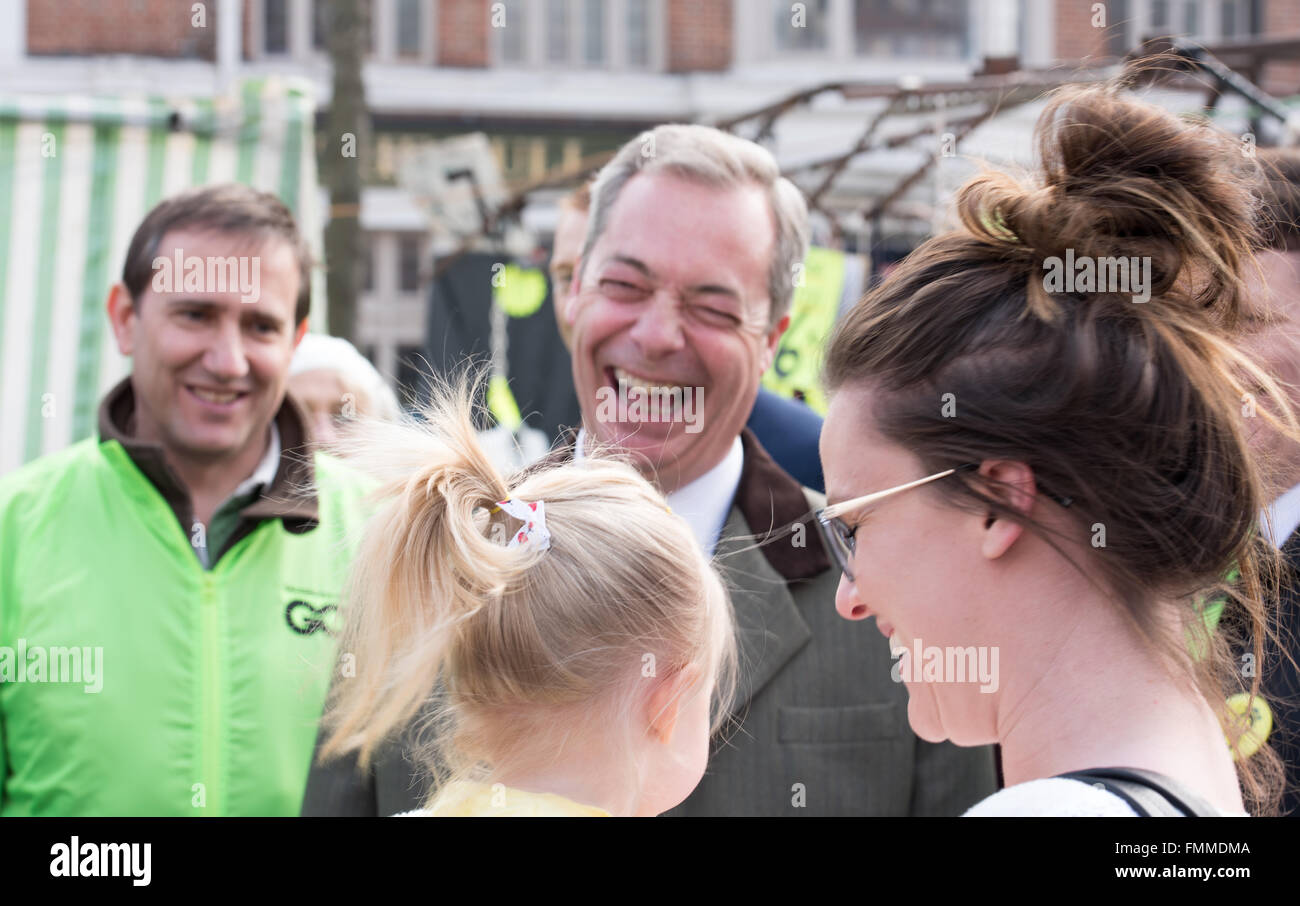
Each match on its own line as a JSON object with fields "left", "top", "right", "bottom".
{"left": 853, "top": 0, "right": 969, "bottom": 59}
{"left": 1105, "top": 0, "right": 1130, "bottom": 56}
{"left": 583, "top": 0, "right": 606, "bottom": 64}
{"left": 494, "top": 0, "right": 659, "bottom": 69}
{"left": 399, "top": 235, "right": 421, "bottom": 292}
{"left": 1183, "top": 0, "right": 1200, "bottom": 34}
{"left": 774, "top": 0, "right": 829, "bottom": 52}
{"left": 1150, "top": 0, "right": 1168, "bottom": 28}
{"left": 264, "top": 0, "right": 289, "bottom": 54}
{"left": 546, "top": 0, "right": 571, "bottom": 63}
{"left": 1217, "top": 0, "right": 1254, "bottom": 38}
{"left": 626, "top": 0, "right": 649, "bottom": 66}
{"left": 1219, "top": 0, "right": 1236, "bottom": 37}
{"left": 397, "top": 0, "right": 422, "bottom": 57}
{"left": 498, "top": 0, "right": 527, "bottom": 61}
{"left": 362, "top": 237, "right": 374, "bottom": 292}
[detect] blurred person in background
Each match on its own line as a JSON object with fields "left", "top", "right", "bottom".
{"left": 302, "top": 123, "right": 996, "bottom": 817}
{"left": 0, "top": 184, "right": 374, "bottom": 816}
{"left": 289, "top": 333, "right": 402, "bottom": 451}
{"left": 1241, "top": 146, "right": 1300, "bottom": 816}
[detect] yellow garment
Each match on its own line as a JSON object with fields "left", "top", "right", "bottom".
{"left": 420, "top": 781, "right": 610, "bottom": 817}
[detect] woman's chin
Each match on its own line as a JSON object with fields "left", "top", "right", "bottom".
{"left": 905, "top": 692, "right": 950, "bottom": 744}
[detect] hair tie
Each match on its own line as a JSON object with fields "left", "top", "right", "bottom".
{"left": 491, "top": 498, "right": 551, "bottom": 552}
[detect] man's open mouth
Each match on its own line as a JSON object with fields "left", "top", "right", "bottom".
{"left": 600, "top": 366, "right": 700, "bottom": 424}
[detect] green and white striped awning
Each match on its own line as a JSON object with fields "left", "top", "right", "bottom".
{"left": 0, "top": 77, "right": 322, "bottom": 474}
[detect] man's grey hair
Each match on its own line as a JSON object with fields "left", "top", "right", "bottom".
{"left": 578, "top": 123, "right": 811, "bottom": 328}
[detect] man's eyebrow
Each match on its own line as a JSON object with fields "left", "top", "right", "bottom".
{"left": 606, "top": 254, "right": 655, "bottom": 280}
{"left": 603, "top": 256, "right": 742, "bottom": 301}
{"left": 686, "top": 283, "right": 741, "bottom": 301}
{"left": 246, "top": 308, "right": 286, "bottom": 324}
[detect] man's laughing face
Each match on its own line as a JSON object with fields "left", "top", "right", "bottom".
{"left": 568, "top": 171, "right": 787, "bottom": 493}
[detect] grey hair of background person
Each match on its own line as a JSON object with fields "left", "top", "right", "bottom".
{"left": 290, "top": 333, "right": 402, "bottom": 422}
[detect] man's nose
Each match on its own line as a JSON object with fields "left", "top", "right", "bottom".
{"left": 835, "top": 573, "right": 871, "bottom": 621}
{"left": 628, "top": 290, "right": 686, "bottom": 356}
{"left": 204, "top": 320, "right": 250, "bottom": 379}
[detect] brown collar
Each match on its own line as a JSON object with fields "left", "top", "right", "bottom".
{"left": 97, "top": 376, "right": 320, "bottom": 534}
{"left": 552, "top": 426, "right": 830, "bottom": 581}
{"left": 734, "top": 427, "right": 830, "bottom": 581}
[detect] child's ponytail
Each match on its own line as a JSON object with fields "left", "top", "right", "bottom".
{"left": 317, "top": 376, "right": 522, "bottom": 770}
{"left": 317, "top": 374, "right": 737, "bottom": 800}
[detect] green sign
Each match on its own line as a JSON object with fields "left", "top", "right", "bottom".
{"left": 762, "top": 246, "right": 845, "bottom": 415}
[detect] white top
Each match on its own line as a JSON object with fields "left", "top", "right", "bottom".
{"left": 1261, "top": 481, "right": 1300, "bottom": 549}
{"left": 232, "top": 422, "right": 281, "bottom": 499}
{"left": 574, "top": 428, "right": 744, "bottom": 556}
{"left": 193, "top": 423, "right": 280, "bottom": 569}
{"left": 963, "top": 778, "right": 1141, "bottom": 817}
{"left": 965, "top": 778, "right": 1250, "bottom": 817}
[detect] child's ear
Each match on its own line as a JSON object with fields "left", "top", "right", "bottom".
{"left": 644, "top": 665, "right": 702, "bottom": 745}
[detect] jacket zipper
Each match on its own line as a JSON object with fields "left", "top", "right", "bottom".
{"left": 200, "top": 573, "right": 222, "bottom": 816}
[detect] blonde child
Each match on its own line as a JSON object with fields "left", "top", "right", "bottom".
{"left": 316, "top": 380, "right": 737, "bottom": 816}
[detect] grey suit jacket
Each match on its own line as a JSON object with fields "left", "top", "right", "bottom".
{"left": 300, "top": 429, "right": 997, "bottom": 816}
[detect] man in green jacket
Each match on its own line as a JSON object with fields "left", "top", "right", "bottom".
{"left": 0, "top": 184, "right": 375, "bottom": 816}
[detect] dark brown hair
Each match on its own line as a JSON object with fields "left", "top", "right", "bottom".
{"left": 825, "top": 83, "right": 1294, "bottom": 813}
{"left": 1257, "top": 148, "right": 1300, "bottom": 253}
{"left": 121, "top": 183, "right": 313, "bottom": 324}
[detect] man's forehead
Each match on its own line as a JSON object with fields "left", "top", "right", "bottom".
{"left": 149, "top": 226, "right": 299, "bottom": 312}
{"left": 599, "top": 173, "right": 773, "bottom": 286}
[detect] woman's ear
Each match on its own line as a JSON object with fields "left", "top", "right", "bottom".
{"left": 976, "top": 460, "right": 1037, "bottom": 560}
{"left": 644, "top": 664, "right": 702, "bottom": 745}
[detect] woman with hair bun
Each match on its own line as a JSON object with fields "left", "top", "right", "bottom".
{"left": 818, "top": 83, "right": 1295, "bottom": 816}
{"left": 316, "top": 377, "right": 737, "bottom": 816}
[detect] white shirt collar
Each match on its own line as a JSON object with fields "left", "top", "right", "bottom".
{"left": 232, "top": 422, "right": 281, "bottom": 500}
{"left": 1262, "top": 481, "right": 1300, "bottom": 548}
{"left": 574, "top": 428, "right": 744, "bottom": 556}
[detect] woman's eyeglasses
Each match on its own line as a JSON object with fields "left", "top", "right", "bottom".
{"left": 815, "top": 463, "right": 1073, "bottom": 583}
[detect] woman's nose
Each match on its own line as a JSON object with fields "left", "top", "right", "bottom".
{"left": 835, "top": 573, "right": 871, "bottom": 621}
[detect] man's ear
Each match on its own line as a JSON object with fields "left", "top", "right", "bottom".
{"left": 292, "top": 318, "right": 309, "bottom": 350}
{"left": 976, "top": 460, "right": 1036, "bottom": 560}
{"left": 106, "top": 283, "right": 136, "bottom": 356}
{"left": 759, "top": 313, "right": 790, "bottom": 374}
{"left": 644, "top": 664, "right": 702, "bottom": 745}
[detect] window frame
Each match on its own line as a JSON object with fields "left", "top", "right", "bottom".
{"left": 490, "top": 0, "right": 664, "bottom": 71}
{"left": 736, "top": 0, "right": 979, "bottom": 66}
{"left": 252, "top": 0, "right": 436, "bottom": 64}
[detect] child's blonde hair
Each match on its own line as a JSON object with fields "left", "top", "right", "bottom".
{"left": 318, "top": 375, "right": 738, "bottom": 803}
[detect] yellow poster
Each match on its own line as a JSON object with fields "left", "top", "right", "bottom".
{"left": 762, "top": 246, "right": 846, "bottom": 415}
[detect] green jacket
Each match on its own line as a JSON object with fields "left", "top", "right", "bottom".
{"left": 0, "top": 379, "right": 374, "bottom": 816}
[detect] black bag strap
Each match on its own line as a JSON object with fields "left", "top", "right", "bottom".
{"left": 1056, "top": 767, "right": 1222, "bottom": 816}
